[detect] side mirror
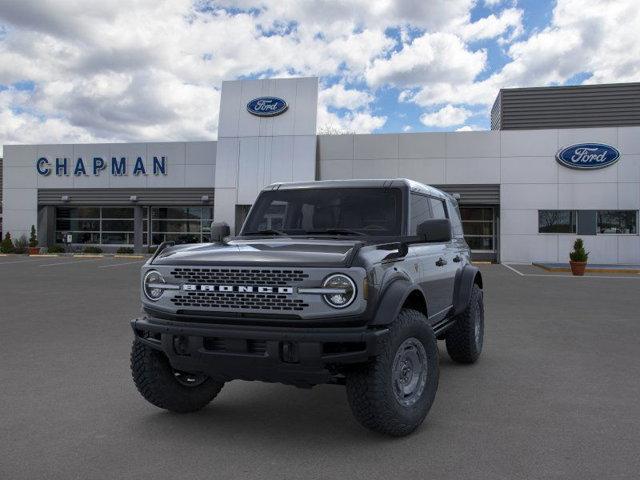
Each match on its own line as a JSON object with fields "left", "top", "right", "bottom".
{"left": 417, "top": 219, "right": 452, "bottom": 243}
{"left": 210, "top": 222, "right": 230, "bottom": 243}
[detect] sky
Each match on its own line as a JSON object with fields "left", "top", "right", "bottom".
{"left": 0, "top": 0, "right": 639, "bottom": 154}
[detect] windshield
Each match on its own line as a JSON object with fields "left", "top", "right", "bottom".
{"left": 241, "top": 188, "right": 403, "bottom": 236}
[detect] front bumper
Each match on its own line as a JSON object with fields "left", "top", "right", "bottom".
{"left": 131, "top": 316, "right": 388, "bottom": 387}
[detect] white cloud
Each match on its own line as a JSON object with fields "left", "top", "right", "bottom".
{"left": 404, "top": 0, "right": 640, "bottom": 110}
{"left": 366, "top": 32, "right": 486, "bottom": 88}
{"left": 319, "top": 84, "right": 373, "bottom": 110}
{"left": 402, "top": 125, "right": 413, "bottom": 132}
{"left": 420, "top": 105, "right": 472, "bottom": 127}
{"left": 456, "top": 125, "right": 484, "bottom": 131}
{"left": 484, "top": 0, "right": 506, "bottom": 7}
{"left": 458, "top": 7, "right": 523, "bottom": 42}
{"left": 317, "top": 106, "right": 386, "bottom": 134}
{"left": 0, "top": 0, "right": 638, "bottom": 148}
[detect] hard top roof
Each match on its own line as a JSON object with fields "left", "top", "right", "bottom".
{"left": 263, "top": 178, "right": 449, "bottom": 199}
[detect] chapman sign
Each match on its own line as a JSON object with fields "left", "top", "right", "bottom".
{"left": 556, "top": 143, "right": 620, "bottom": 170}
{"left": 246, "top": 97, "right": 288, "bottom": 117}
{"left": 36, "top": 156, "right": 167, "bottom": 177}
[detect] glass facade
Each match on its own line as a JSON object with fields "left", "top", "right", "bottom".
{"left": 597, "top": 210, "right": 638, "bottom": 234}
{"left": 460, "top": 207, "right": 495, "bottom": 252}
{"left": 55, "top": 206, "right": 213, "bottom": 246}
{"left": 150, "top": 206, "right": 213, "bottom": 245}
{"left": 538, "top": 210, "right": 577, "bottom": 233}
{"left": 538, "top": 210, "right": 638, "bottom": 235}
{"left": 56, "top": 207, "right": 138, "bottom": 245}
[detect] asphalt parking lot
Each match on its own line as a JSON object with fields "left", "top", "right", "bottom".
{"left": 1, "top": 256, "right": 639, "bottom": 479}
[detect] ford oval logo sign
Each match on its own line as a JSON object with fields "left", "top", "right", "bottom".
{"left": 247, "top": 97, "right": 288, "bottom": 117}
{"left": 556, "top": 143, "right": 620, "bottom": 170}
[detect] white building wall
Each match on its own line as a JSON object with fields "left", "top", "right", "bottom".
{"left": 318, "top": 127, "right": 640, "bottom": 264}
{"left": 2, "top": 141, "right": 216, "bottom": 241}
{"left": 214, "top": 77, "right": 318, "bottom": 231}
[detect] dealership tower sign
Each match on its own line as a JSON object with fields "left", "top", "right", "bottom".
{"left": 246, "top": 96, "right": 288, "bottom": 117}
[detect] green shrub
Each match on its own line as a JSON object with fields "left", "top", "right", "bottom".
{"left": 29, "top": 225, "right": 38, "bottom": 248}
{"left": 13, "top": 235, "right": 29, "bottom": 254}
{"left": 82, "top": 246, "right": 103, "bottom": 254}
{"left": 148, "top": 246, "right": 158, "bottom": 254}
{"left": 47, "top": 245, "right": 65, "bottom": 254}
{"left": 1, "top": 233, "right": 15, "bottom": 253}
{"left": 569, "top": 238, "right": 589, "bottom": 262}
{"left": 116, "top": 247, "right": 135, "bottom": 254}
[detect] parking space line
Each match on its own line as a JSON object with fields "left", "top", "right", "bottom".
{"left": 39, "top": 258, "right": 103, "bottom": 267}
{"left": 502, "top": 263, "right": 640, "bottom": 280}
{"left": 98, "top": 260, "right": 145, "bottom": 269}
{"left": 502, "top": 263, "right": 524, "bottom": 276}
{"left": 0, "top": 257, "right": 57, "bottom": 266}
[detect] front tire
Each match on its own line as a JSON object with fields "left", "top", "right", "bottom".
{"left": 445, "top": 283, "right": 484, "bottom": 364}
{"left": 131, "top": 340, "right": 224, "bottom": 413}
{"left": 345, "top": 309, "right": 439, "bottom": 436}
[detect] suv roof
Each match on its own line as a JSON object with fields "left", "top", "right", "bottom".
{"left": 264, "top": 178, "right": 449, "bottom": 200}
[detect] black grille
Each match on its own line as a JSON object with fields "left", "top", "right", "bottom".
{"left": 203, "top": 337, "right": 267, "bottom": 355}
{"left": 170, "top": 268, "right": 309, "bottom": 286}
{"left": 171, "top": 292, "right": 309, "bottom": 311}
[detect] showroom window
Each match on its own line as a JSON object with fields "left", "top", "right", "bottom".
{"left": 460, "top": 207, "right": 495, "bottom": 251}
{"left": 538, "top": 210, "right": 577, "bottom": 233}
{"left": 56, "top": 207, "right": 138, "bottom": 244}
{"left": 150, "top": 206, "right": 214, "bottom": 245}
{"left": 597, "top": 210, "right": 638, "bottom": 234}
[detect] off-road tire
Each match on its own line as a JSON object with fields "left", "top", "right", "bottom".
{"left": 131, "top": 340, "right": 224, "bottom": 413}
{"left": 445, "top": 283, "right": 484, "bottom": 364}
{"left": 345, "top": 309, "right": 439, "bottom": 436}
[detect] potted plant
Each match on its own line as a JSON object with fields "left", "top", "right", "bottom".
{"left": 13, "top": 235, "right": 29, "bottom": 254}
{"left": 28, "top": 225, "right": 40, "bottom": 255}
{"left": 569, "top": 238, "right": 589, "bottom": 276}
{"left": 1, "top": 232, "right": 15, "bottom": 254}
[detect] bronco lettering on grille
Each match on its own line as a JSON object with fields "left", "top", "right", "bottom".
{"left": 182, "top": 284, "right": 294, "bottom": 294}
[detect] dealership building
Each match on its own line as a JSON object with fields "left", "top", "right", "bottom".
{"left": 1, "top": 78, "right": 639, "bottom": 264}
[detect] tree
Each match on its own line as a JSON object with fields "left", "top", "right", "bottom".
{"left": 1, "top": 232, "right": 15, "bottom": 253}
{"left": 29, "top": 225, "right": 38, "bottom": 248}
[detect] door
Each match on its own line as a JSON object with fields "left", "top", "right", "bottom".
{"left": 459, "top": 206, "right": 497, "bottom": 262}
{"left": 409, "top": 193, "right": 457, "bottom": 322}
{"left": 428, "top": 197, "right": 458, "bottom": 317}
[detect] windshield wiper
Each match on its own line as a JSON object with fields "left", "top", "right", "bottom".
{"left": 243, "top": 229, "right": 287, "bottom": 236}
{"left": 306, "top": 228, "right": 365, "bottom": 236}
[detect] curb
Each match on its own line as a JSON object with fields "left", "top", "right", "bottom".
{"left": 72, "top": 254, "right": 104, "bottom": 258}
{"left": 533, "top": 263, "right": 640, "bottom": 275}
{"left": 114, "top": 255, "right": 145, "bottom": 259}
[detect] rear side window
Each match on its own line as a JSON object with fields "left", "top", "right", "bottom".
{"left": 409, "top": 193, "right": 431, "bottom": 235}
{"left": 430, "top": 198, "right": 447, "bottom": 219}
{"left": 447, "top": 199, "right": 464, "bottom": 237}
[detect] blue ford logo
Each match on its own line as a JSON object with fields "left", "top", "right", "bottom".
{"left": 247, "top": 97, "right": 288, "bottom": 117}
{"left": 556, "top": 143, "right": 620, "bottom": 170}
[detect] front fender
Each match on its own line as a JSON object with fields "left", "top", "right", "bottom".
{"left": 369, "top": 278, "right": 425, "bottom": 326}
{"left": 452, "top": 264, "right": 483, "bottom": 316}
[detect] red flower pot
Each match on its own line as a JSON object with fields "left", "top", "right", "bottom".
{"left": 569, "top": 261, "right": 587, "bottom": 276}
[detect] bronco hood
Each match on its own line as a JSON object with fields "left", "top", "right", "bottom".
{"left": 151, "top": 238, "right": 362, "bottom": 268}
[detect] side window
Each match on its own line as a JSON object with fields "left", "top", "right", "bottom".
{"left": 409, "top": 193, "right": 431, "bottom": 235}
{"left": 429, "top": 198, "right": 447, "bottom": 220}
{"left": 447, "top": 199, "right": 464, "bottom": 237}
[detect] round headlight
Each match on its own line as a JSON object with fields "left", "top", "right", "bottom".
{"left": 143, "top": 270, "right": 166, "bottom": 301}
{"left": 322, "top": 274, "right": 356, "bottom": 309}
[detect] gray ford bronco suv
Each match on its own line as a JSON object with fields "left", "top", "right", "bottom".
{"left": 131, "top": 179, "right": 484, "bottom": 436}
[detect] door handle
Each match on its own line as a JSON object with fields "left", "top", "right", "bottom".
{"left": 435, "top": 257, "right": 447, "bottom": 267}
{"left": 453, "top": 255, "right": 461, "bottom": 263}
